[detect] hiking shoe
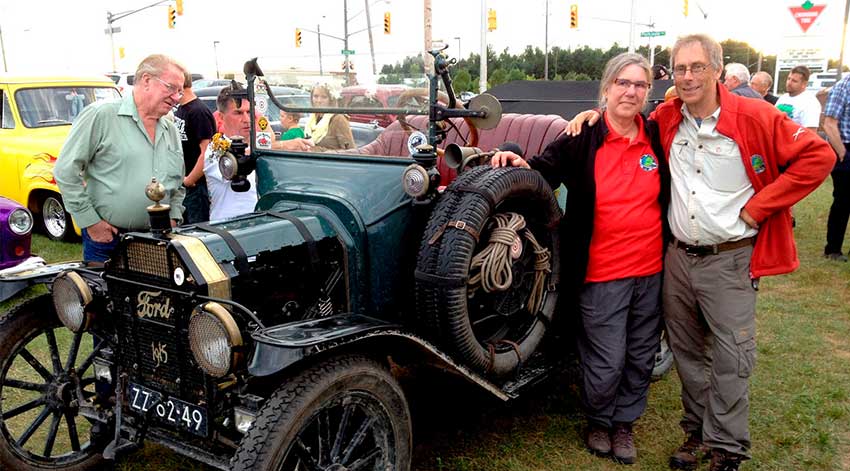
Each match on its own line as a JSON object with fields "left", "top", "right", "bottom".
{"left": 825, "top": 252, "right": 849, "bottom": 262}
{"left": 586, "top": 424, "right": 611, "bottom": 456}
{"left": 611, "top": 422, "right": 637, "bottom": 464}
{"left": 669, "top": 432, "right": 710, "bottom": 470}
{"left": 709, "top": 448, "right": 745, "bottom": 471}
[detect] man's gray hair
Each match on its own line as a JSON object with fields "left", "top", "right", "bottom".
{"left": 724, "top": 63, "right": 750, "bottom": 83}
{"left": 672, "top": 34, "right": 723, "bottom": 71}
{"left": 134, "top": 54, "right": 187, "bottom": 84}
{"left": 598, "top": 52, "right": 652, "bottom": 109}
{"left": 751, "top": 71, "right": 773, "bottom": 88}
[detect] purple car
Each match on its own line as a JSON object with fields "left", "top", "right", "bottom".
{"left": 0, "top": 196, "right": 34, "bottom": 270}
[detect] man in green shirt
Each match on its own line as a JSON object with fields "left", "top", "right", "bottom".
{"left": 55, "top": 54, "right": 187, "bottom": 262}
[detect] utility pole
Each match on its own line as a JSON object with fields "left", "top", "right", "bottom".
{"left": 544, "top": 0, "right": 549, "bottom": 80}
{"left": 317, "top": 23, "right": 324, "bottom": 75}
{"left": 0, "top": 23, "right": 7, "bottom": 72}
{"left": 454, "top": 36, "right": 461, "bottom": 60}
{"left": 628, "top": 0, "right": 636, "bottom": 53}
{"left": 364, "top": 0, "right": 377, "bottom": 75}
{"left": 344, "top": 0, "right": 351, "bottom": 84}
{"left": 213, "top": 40, "right": 221, "bottom": 79}
{"left": 480, "top": 0, "right": 487, "bottom": 93}
{"left": 836, "top": 0, "right": 850, "bottom": 81}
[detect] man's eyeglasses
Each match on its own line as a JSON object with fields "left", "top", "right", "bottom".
{"left": 673, "top": 63, "right": 710, "bottom": 77}
{"left": 613, "top": 78, "right": 650, "bottom": 91}
{"left": 152, "top": 75, "right": 184, "bottom": 98}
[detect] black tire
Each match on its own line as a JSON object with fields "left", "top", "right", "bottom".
{"left": 415, "top": 166, "right": 561, "bottom": 376}
{"left": 40, "top": 194, "right": 75, "bottom": 241}
{"left": 0, "top": 295, "right": 107, "bottom": 470}
{"left": 231, "top": 354, "right": 412, "bottom": 471}
{"left": 651, "top": 329, "right": 674, "bottom": 381}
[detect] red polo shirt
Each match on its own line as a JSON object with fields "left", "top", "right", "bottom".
{"left": 585, "top": 113, "right": 663, "bottom": 282}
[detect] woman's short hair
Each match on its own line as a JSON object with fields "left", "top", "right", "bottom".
{"left": 598, "top": 52, "right": 652, "bottom": 109}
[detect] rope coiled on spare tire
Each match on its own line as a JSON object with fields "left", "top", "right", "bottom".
{"left": 467, "top": 212, "right": 551, "bottom": 315}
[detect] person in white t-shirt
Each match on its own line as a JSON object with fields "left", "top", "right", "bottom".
{"left": 776, "top": 65, "right": 822, "bottom": 131}
{"left": 204, "top": 83, "right": 258, "bottom": 221}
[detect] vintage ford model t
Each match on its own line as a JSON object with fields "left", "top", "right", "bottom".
{"left": 0, "top": 51, "right": 669, "bottom": 470}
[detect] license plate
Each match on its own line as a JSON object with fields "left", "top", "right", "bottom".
{"left": 127, "top": 382, "right": 208, "bottom": 436}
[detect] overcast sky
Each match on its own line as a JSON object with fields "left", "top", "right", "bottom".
{"left": 0, "top": 0, "right": 845, "bottom": 82}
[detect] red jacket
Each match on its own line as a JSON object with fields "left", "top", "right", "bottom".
{"left": 651, "top": 84, "right": 834, "bottom": 278}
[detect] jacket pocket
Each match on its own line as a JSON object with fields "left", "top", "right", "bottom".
{"left": 733, "top": 327, "right": 756, "bottom": 378}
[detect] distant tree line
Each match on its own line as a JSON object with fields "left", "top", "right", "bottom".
{"left": 379, "top": 40, "right": 778, "bottom": 93}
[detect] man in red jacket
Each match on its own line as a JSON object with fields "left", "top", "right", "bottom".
{"left": 655, "top": 34, "right": 833, "bottom": 471}
{"left": 564, "top": 34, "right": 834, "bottom": 470}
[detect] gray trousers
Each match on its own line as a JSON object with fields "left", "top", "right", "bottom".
{"left": 663, "top": 243, "right": 757, "bottom": 458}
{"left": 577, "top": 273, "right": 662, "bottom": 428}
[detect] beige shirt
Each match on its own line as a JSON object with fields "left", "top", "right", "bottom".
{"left": 668, "top": 104, "right": 758, "bottom": 245}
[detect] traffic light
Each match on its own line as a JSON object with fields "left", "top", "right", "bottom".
{"left": 295, "top": 28, "right": 302, "bottom": 47}
{"left": 487, "top": 9, "right": 497, "bottom": 31}
{"left": 383, "top": 12, "right": 391, "bottom": 34}
{"left": 167, "top": 6, "right": 176, "bottom": 28}
{"left": 570, "top": 4, "right": 578, "bottom": 29}
{"left": 176, "top": 0, "right": 183, "bottom": 16}
{"left": 119, "top": 47, "right": 125, "bottom": 59}
{"left": 683, "top": 0, "right": 688, "bottom": 17}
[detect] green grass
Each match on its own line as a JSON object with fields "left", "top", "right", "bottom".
{"left": 2, "top": 180, "right": 849, "bottom": 471}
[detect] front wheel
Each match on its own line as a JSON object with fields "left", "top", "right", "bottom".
{"left": 40, "top": 195, "right": 75, "bottom": 241}
{"left": 231, "top": 354, "right": 412, "bottom": 471}
{"left": 0, "top": 295, "right": 108, "bottom": 470}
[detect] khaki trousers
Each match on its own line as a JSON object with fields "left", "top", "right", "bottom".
{"left": 663, "top": 243, "right": 757, "bottom": 458}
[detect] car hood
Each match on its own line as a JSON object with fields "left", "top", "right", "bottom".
{"left": 17, "top": 125, "right": 72, "bottom": 156}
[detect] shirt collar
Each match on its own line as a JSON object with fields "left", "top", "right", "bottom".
{"left": 680, "top": 102, "right": 721, "bottom": 129}
{"left": 603, "top": 111, "right": 649, "bottom": 145}
{"left": 119, "top": 91, "right": 171, "bottom": 132}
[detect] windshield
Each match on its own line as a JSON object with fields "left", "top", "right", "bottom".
{"left": 14, "top": 86, "right": 121, "bottom": 128}
{"left": 253, "top": 72, "right": 439, "bottom": 158}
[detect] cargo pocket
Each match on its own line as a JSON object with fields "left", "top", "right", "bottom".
{"left": 733, "top": 328, "right": 756, "bottom": 378}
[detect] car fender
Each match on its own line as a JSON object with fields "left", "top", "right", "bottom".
{"left": 248, "top": 313, "right": 512, "bottom": 401}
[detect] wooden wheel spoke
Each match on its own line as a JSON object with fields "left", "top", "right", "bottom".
{"left": 317, "top": 408, "right": 331, "bottom": 466}
{"left": 43, "top": 411, "right": 62, "bottom": 458}
{"left": 292, "top": 438, "right": 322, "bottom": 471}
{"left": 76, "top": 338, "right": 106, "bottom": 377}
{"left": 64, "top": 330, "right": 84, "bottom": 372}
{"left": 330, "top": 404, "right": 352, "bottom": 462}
{"left": 15, "top": 405, "right": 51, "bottom": 447}
{"left": 340, "top": 416, "right": 376, "bottom": 465}
{"left": 3, "top": 396, "right": 46, "bottom": 420}
{"left": 4, "top": 378, "right": 47, "bottom": 392}
{"left": 346, "top": 447, "right": 382, "bottom": 471}
{"left": 19, "top": 348, "right": 53, "bottom": 381}
{"left": 44, "top": 329, "right": 63, "bottom": 375}
{"left": 64, "top": 410, "right": 81, "bottom": 452}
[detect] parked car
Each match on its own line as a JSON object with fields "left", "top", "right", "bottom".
{"left": 340, "top": 84, "right": 412, "bottom": 128}
{"left": 105, "top": 72, "right": 134, "bottom": 95}
{"left": 192, "top": 78, "right": 237, "bottom": 89}
{"left": 0, "top": 196, "right": 44, "bottom": 301}
{"left": 0, "top": 74, "right": 121, "bottom": 240}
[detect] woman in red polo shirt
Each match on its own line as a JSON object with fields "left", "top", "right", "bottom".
{"left": 491, "top": 52, "right": 669, "bottom": 465}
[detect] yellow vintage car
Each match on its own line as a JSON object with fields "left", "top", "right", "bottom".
{"left": 0, "top": 75, "right": 121, "bottom": 240}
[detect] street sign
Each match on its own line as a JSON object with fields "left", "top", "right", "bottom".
{"left": 341, "top": 49, "right": 356, "bottom": 55}
{"left": 640, "top": 31, "right": 666, "bottom": 38}
{"left": 104, "top": 26, "right": 122, "bottom": 34}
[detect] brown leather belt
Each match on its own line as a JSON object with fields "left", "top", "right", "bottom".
{"left": 674, "top": 236, "right": 755, "bottom": 257}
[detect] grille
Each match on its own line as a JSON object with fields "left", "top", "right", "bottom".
{"left": 112, "top": 278, "right": 207, "bottom": 403}
{"left": 124, "top": 240, "right": 170, "bottom": 279}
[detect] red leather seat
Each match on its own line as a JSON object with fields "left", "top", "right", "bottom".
{"left": 348, "top": 113, "right": 568, "bottom": 185}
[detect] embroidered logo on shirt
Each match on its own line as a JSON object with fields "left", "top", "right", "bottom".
{"left": 792, "top": 126, "right": 806, "bottom": 141}
{"left": 639, "top": 154, "right": 658, "bottom": 171}
{"left": 751, "top": 154, "right": 766, "bottom": 174}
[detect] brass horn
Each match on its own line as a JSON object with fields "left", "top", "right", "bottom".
{"left": 444, "top": 144, "right": 483, "bottom": 170}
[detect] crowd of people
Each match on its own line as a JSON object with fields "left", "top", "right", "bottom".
{"left": 52, "top": 31, "right": 848, "bottom": 470}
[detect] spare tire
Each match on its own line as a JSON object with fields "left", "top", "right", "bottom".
{"left": 415, "top": 166, "right": 561, "bottom": 376}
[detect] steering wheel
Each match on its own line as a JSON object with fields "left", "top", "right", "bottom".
{"left": 396, "top": 88, "right": 479, "bottom": 149}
